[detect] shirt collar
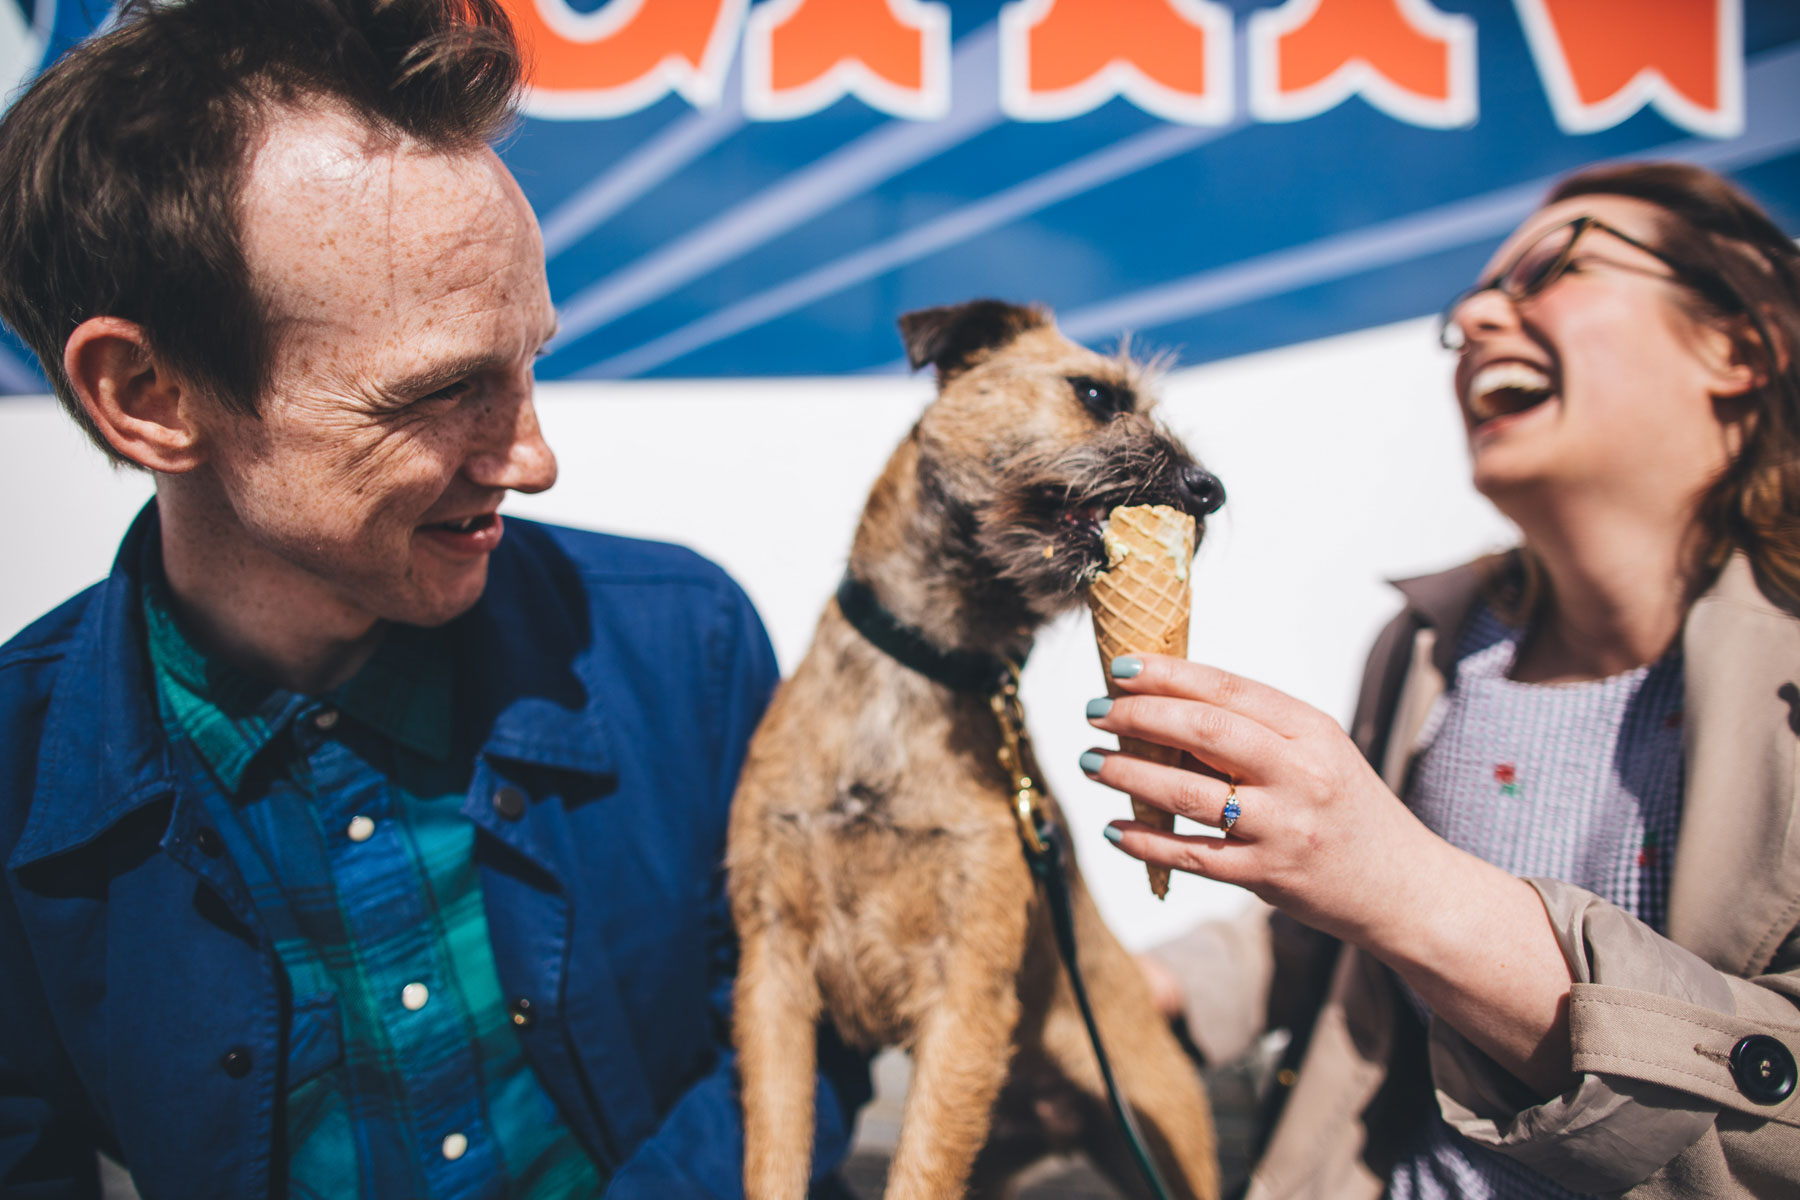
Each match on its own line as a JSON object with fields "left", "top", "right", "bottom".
{"left": 12, "top": 505, "right": 610, "bottom": 869}
{"left": 139, "top": 543, "right": 453, "bottom": 795}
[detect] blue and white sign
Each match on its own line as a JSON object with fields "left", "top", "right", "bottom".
{"left": 3, "top": 0, "right": 1797, "bottom": 391}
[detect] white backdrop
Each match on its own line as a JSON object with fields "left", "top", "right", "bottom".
{"left": 0, "top": 314, "right": 1516, "bottom": 947}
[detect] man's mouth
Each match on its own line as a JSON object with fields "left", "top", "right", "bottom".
{"left": 1467, "top": 362, "right": 1555, "bottom": 425}
{"left": 424, "top": 512, "right": 498, "bottom": 534}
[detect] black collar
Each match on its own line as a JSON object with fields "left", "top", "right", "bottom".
{"left": 835, "top": 573, "right": 1023, "bottom": 694}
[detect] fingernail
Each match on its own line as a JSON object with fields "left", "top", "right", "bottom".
{"left": 1079, "top": 750, "right": 1107, "bottom": 776}
{"left": 1085, "top": 697, "right": 1113, "bottom": 720}
{"left": 1102, "top": 825, "right": 1123, "bottom": 845}
{"left": 1110, "top": 656, "right": 1143, "bottom": 679}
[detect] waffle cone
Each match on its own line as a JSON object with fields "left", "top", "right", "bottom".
{"left": 1084, "top": 504, "right": 1195, "bottom": 900}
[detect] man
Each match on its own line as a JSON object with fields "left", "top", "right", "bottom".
{"left": 0, "top": 2, "right": 866, "bottom": 1196}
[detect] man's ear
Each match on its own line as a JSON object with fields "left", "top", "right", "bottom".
{"left": 63, "top": 317, "right": 208, "bottom": 473}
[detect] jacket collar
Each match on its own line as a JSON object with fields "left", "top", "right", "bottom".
{"left": 1391, "top": 551, "right": 1516, "bottom": 684}
{"left": 11, "top": 505, "right": 616, "bottom": 869}
{"left": 13, "top": 503, "right": 181, "bottom": 867}
{"left": 1667, "top": 553, "right": 1800, "bottom": 971}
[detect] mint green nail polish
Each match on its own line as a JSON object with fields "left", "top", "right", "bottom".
{"left": 1110, "top": 655, "right": 1143, "bottom": 679}
{"left": 1086, "top": 697, "right": 1113, "bottom": 720}
{"left": 1102, "top": 825, "right": 1123, "bottom": 845}
{"left": 1079, "top": 750, "right": 1106, "bottom": 775}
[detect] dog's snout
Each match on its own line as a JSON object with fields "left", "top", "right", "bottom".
{"left": 1179, "top": 464, "right": 1225, "bottom": 517}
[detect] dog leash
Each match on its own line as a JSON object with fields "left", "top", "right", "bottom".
{"left": 991, "top": 666, "right": 1178, "bottom": 1200}
{"left": 834, "top": 573, "right": 1179, "bottom": 1200}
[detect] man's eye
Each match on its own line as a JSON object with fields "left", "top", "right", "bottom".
{"left": 1069, "top": 375, "right": 1130, "bottom": 419}
{"left": 419, "top": 378, "right": 472, "bottom": 404}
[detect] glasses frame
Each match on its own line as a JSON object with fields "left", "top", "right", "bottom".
{"left": 1437, "top": 216, "right": 1692, "bottom": 351}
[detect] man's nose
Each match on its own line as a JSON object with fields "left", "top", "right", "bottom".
{"left": 467, "top": 387, "right": 558, "bottom": 494}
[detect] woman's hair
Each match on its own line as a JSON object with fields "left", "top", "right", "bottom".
{"left": 1534, "top": 161, "right": 1800, "bottom": 614}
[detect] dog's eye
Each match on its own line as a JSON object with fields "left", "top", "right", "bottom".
{"left": 1068, "top": 375, "right": 1129, "bottom": 420}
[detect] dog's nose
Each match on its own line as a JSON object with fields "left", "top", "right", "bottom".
{"left": 1179, "top": 465, "right": 1225, "bottom": 517}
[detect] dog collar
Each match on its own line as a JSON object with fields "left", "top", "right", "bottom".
{"left": 835, "top": 573, "right": 1024, "bottom": 694}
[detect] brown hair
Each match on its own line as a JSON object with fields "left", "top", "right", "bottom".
{"left": 0, "top": 0, "right": 522, "bottom": 465}
{"left": 1538, "top": 161, "right": 1800, "bottom": 614}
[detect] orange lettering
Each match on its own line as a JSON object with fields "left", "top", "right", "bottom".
{"left": 501, "top": 0, "right": 747, "bottom": 118}
{"left": 744, "top": 0, "right": 950, "bottom": 120}
{"left": 1000, "top": 0, "right": 1232, "bottom": 124}
{"left": 1249, "top": 0, "right": 1475, "bottom": 127}
{"left": 1514, "top": 0, "right": 1742, "bottom": 137}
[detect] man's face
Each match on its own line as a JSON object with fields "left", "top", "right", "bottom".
{"left": 192, "top": 105, "right": 558, "bottom": 632}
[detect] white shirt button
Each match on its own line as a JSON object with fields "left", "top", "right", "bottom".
{"left": 346, "top": 815, "right": 375, "bottom": 843}
{"left": 401, "top": 982, "right": 430, "bottom": 1011}
{"left": 312, "top": 709, "right": 339, "bottom": 731}
{"left": 441, "top": 1132, "right": 467, "bottom": 1161}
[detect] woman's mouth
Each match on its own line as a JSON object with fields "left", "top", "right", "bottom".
{"left": 1467, "top": 362, "right": 1555, "bottom": 426}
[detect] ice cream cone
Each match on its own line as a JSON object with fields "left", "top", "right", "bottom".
{"left": 1084, "top": 504, "right": 1195, "bottom": 900}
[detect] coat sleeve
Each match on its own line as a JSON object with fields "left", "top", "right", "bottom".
{"left": 0, "top": 654, "right": 104, "bottom": 1200}
{"left": 1428, "top": 879, "right": 1800, "bottom": 1195}
{"left": 602, "top": 578, "right": 871, "bottom": 1198}
{"left": 0, "top": 894, "right": 103, "bottom": 1200}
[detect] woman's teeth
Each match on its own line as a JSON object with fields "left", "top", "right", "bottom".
{"left": 1468, "top": 362, "right": 1554, "bottom": 422}
{"left": 435, "top": 514, "right": 490, "bottom": 532}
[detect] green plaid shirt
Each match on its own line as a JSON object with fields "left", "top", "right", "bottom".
{"left": 141, "top": 575, "right": 602, "bottom": 1200}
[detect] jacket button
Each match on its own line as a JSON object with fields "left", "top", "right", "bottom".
{"left": 220, "top": 1047, "right": 252, "bottom": 1078}
{"left": 492, "top": 786, "right": 526, "bottom": 821}
{"left": 510, "top": 997, "right": 535, "bottom": 1029}
{"left": 1730, "top": 1035, "right": 1796, "bottom": 1104}
{"left": 195, "top": 827, "right": 224, "bottom": 857}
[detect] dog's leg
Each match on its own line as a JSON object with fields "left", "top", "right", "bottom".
{"left": 1038, "top": 887, "right": 1221, "bottom": 1200}
{"left": 884, "top": 967, "right": 1022, "bottom": 1200}
{"left": 736, "top": 915, "right": 823, "bottom": 1200}
{"left": 881, "top": 844, "right": 1034, "bottom": 1200}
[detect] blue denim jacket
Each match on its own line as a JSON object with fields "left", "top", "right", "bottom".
{"left": 0, "top": 504, "right": 868, "bottom": 1199}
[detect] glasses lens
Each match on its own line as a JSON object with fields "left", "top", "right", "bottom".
{"left": 1501, "top": 221, "right": 1582, "bottom": 300}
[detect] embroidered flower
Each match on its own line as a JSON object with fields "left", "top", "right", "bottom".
{"left": 1638, "top": 831, "right": 1661, "bottom": 868}
{"left": 1494, "top": 762, "right": 1521, "bottom": 797}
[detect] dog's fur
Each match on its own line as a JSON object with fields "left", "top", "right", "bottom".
{"left": 728, "top": 301, "right": 1222, "bottom": 1199}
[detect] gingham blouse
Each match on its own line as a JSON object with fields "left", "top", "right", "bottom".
{"left": 1385, "top": 604, "right": 1685, "bottom": 1200}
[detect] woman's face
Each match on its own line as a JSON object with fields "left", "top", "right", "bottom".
{"left": 1445, "top": 194, "right": 1751, "bottom": 519}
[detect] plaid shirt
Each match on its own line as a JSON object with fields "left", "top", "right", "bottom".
{"left": 142, "top": 574, "right": 602, "bottom": 1200}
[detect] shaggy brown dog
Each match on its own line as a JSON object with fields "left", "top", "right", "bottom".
{"left": 728, "top": 300, "right": 1224, "bottom": 1199}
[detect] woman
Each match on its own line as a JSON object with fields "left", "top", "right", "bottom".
{"left": 1083, "top": 161, "right": 1800, "bottom": 1198}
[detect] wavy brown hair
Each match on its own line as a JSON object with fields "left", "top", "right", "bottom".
{"left": 1530, "top": 162, "right": 1800, "bottom": 615}
{"left": 0, "top": 0, "right": 521, "bottom": 465}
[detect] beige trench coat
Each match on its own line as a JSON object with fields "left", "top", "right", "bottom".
{"left": 1151, "top": 553, "right": 1800, "bottom": 1197}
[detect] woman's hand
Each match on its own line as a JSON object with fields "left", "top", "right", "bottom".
{"left": 1083, "top": 653, "right": 1579, "bottom": 1097}
{"left": 1082, "top": 653, "right": 1439, "bottom": 947}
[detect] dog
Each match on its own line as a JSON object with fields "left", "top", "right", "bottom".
{"left": 727, "top": 300, "right": 1224, "bottom": 1199}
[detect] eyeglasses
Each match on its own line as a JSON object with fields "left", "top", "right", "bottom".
{"left": 1437, "top": 216, "right": 1690, "bottom": 351}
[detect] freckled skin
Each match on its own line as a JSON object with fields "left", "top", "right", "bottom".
{"left": 155, "top": 105, "right": 559, "bottom": 691}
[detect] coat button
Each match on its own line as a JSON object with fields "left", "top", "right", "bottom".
{"left": 194, "top": 827, "right": 224, "bottom": 857}
{"left": 1730, "top": 1035, "right": 1796, "bottom": 1104}
{"left": 220, "top": 1047, "right": 252, "bottom": 1078}
{"left": 510, "top": 997, "right": 535, "bottom": 1029}
{"left": 492, "top": 786, "right": 526, "bottom": 821}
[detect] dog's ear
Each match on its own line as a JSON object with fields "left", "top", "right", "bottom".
{"left": 898, "top": 300, "right": 1048, "bottom": 377}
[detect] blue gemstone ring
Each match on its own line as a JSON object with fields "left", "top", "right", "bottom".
{"left": 1220, "top": 784, "right": 1240, "bottom": 834}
